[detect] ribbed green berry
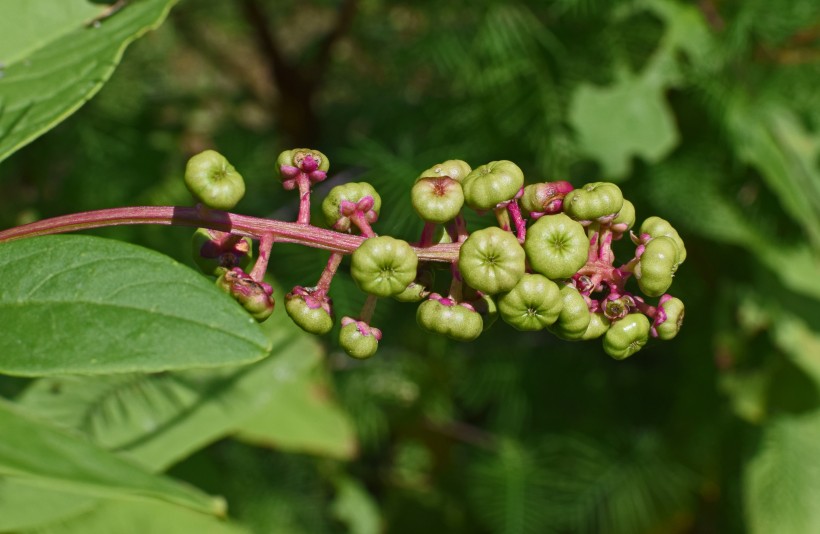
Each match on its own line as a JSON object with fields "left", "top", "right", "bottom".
{"left": 184, "top": 150, "right": 246, "bottom": 210}
{"left": 519, "top": 181, "right": 573, "bottom": 216}
{"left": 416, "top": 298, "right": 483, "bottom": 341}
{"left": 393, "top": 266, "right": 434, "bottom": 303}
{"left": 611, "top": 199, "right": 636, "bottom": 232}
{"left": 547, "top": 285, "right": 591, "bottom": 340}
{"left": 351, "top": 236, "right": 418, "bottom": 297}
{"left": 581, "top": 312, "right": 610, "bottom": 340}
{"left": 524, "top": 213, "right": 588, "bottom": 280}
{"left": 497, "top": 274, "right": 563, "bottom": 331}
{"left": 636, "top": 236, "right": 678, "bottom": 297}
{"left": 603, "top": 314, "right": 650, "bottom": 360}
{"left": 277, "top": 148, "right": 330, "bottom": 173}
{"left": 322, "top": 182, "right": 381, "bottom": 232}
{"left": 657, "top": 297, "right": 684, "bottom": 340}
{"left": 563, "top": 182, "right": 623, "bottom": 221}
{"left": 640, "top": 216, "right": 686, "bottom": 264}
{"left": 462, "top": 160, "right": 525, "bottom": 210}
{"left": 417, "top": 159, "right": 472, "bottom": 182}
{"left": 339, "top": 321, "right": 379, "bottom": 359}
{"left": 458, "top": 227, "right": 526, "bottom": 295}
{"left": 284, "top": 293, "right": 333, "bottom": 335}
{"left": 411, "top": 177, "right": 464, "bottom": 223}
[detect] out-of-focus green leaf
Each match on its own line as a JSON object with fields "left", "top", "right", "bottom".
{"left": 30, "top": 499, "right": 248, "bottom": 534}
{"left": 0, "top": 478, "right": 96, "bottom": 532}
{"left": 0, "top": 235, "right": 272, "bottom": 376}
{"left": 0, "top": 0, "right": 176, "bottom": 163}
{"left": 330, "top": 476, "right": 382, "bottom": 534}
{"left": 569, "top": 65, "right": 679, "bottom": 179}
{"left": 234, "top": 369, "right": 358, "bottom": 460}
{"left": 17, "top": 310, "right": 327, "bottom": 471}
{"left": 745, "top": 410, "right": 820, "bottom": 534}
{"left": 727, "top": 104, "right": 820, "bottom": 250}
{"left": 0, "top": 399, "right": 224, "bottom": 516}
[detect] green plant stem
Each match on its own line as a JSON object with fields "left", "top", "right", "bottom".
{"left": 0, "top": 206, "right": 461, "bottom": 262}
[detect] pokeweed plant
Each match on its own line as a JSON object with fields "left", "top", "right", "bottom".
{"left": 0, "top": 148, "right": 686, "bottom": 362}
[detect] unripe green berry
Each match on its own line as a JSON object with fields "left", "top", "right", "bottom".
{"left": 322, "top": 182, "right": 382, "bottom": 232}
{"left": 277, "top": 148, "right": 330, "bottom": 173}
{"left": 497, "top": 273, "right": 563, "bottom": 331}
{"left": 351, "top": 236, "right": 418, "bottom": 297}
{"left": 284, "top": 287, "right": 334, "bottom": 335}
{"left": 563, "top": 182, "right": 623, "bottom": 221}
{"left": 184, "top": 150, "right": 246, "bottom": 210}
{"left": 547, "top": 285, "right": 591, "bottom": 340}
{"left": 603, "top": 313, "right": 650, "bottom": 360}
{"left": 581, "top": 312, "right": 610, "bottom": 340}
{"left": 392, "top": 266, "right": 434, "bottom": 303}
{"left": 656, "top": 297, "right": 684, "bottom": 340}
{"left": 639, "top": 216, "right": 686, "bottom": 265}
{"left": 458, "top": 227, "right": 526, "bottom": 295}
{"left": 411, "top": 177, "right": 464, "bottom": 223}
{"left": 636, "top": 236, "right": 678, "bottom": 297}
{"left": 416, "top": 296, "right": 483, "bottom": 341}
{"left": 417, "top": 159, "right": 472, "bottom": 183}
{"left": 462, "top": 160, "right": 525, "bottom": 210}
{"left": 524, "top": 213, "right": 588, "bottom": 280}
{"left": 611, "top": 199, "right": 636, "bottom": 232}
{"left": 339, "top": 318, "right": 380, "bottom": 359}
{"left": 216, "top": 268, "right": 274, "bottom": 322}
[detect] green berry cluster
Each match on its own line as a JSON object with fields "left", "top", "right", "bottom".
{"left": 183, "top": 149, "right": 685, "bottom": 360}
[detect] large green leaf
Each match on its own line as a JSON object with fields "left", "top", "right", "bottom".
{"left": 0, "top": 478, "right": 97, "bottom": 532}
{"left": 16, "top": 308, "right": 343, "bottom": 470}
{"left": 0, "top": 399, "right": 223, "bottom": 516}
{"left": 0, "top": 235, "right": 271, "bottom": 376}
{"left": 0, "top": 0, "right": 176, "bottom": 163}
{"left": 745, "top": 410, "right": 820, "bottom": 534}
{"left": 234, "top": 369, "right": 358, "bottom": 460}
{"left": 29, "top": 499, "right": 248, "bottom": 534}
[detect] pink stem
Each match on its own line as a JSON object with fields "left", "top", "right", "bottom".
{"left": 506, "top": 200, "right": 527, "bottom": 243}
{"left": 359, "top": 294, "right": 378, "bottom": 323}
{"left": 0, "top": 206, "right": 461, "bottom": 262}
{"left": 296, "top": 175, "right": 313, "bottom": 225}
{"left": 316, "top": 252, "right": 344, "bottom": 293}
{"left": 348, "top": 212, "right": 377, "bottom": 238}
{"left": 249, "top": 233, "right": 275, "bottom": 282}
{"left": 419, "top": 222, "right": 437, "bottom": 247}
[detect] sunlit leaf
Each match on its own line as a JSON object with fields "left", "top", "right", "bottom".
{"left": 0, "top": 0, "right": 177, "bottom": 162}
{"left": 0, "top": 235, "right": 272, "bottom": 376}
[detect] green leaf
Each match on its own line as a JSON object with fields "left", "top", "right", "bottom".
{"left": 0, "top": 0, "right": 176, "bottom": 163}
{"left": 0, "top": 398, "right": 224, "bottom": 516}
{"left": 745, "top": 410, "right": 820, "bottom": 534}
{"left": 569, "top": 65, "right": 679, "bottom": 178}
{"left": 234, "top": 369, "right": 358, "bottom": 460}
{"left": 0, "top": 478, "right": 97, "bottom": 532}
{"left": 726, "top": 104, "right": 820, "bottom": 251}
{"left": 330, "top": 476, "right": 382, "bottom": 534}
{"left": 30, "top": 499, "right": 249, "bottom": 534}
{"left": 16, "top": 310, "right": 327, "bottom": 471}
{"left": 0, "top": 235, "right": 271, "bottom": 376}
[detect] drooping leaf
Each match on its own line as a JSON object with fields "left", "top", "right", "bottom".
{"left": 745, "top": 410, "right": 820, "bottom": 534}
{"left": 0, "top": 398, "right": 224, "bottom": 516}
{"left": 234, "top": 369, "right": 358, "bottom": 460}
{"left": 16, "top": 309, "right": 329, "bottom": 471}
{"left": 0, "top": 478, "right": 97, "bottom": 532}
{"left": 0, "top": 235, "right": 272, "bottom": 376}
{"left": 30, "top": 499, "right": 248, "bottom": 534}
{"left": 0, "top": 0, "right": 177, "bottom": 163}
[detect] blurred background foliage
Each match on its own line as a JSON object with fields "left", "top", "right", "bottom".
{"left": 2, "top": 0, "right": 820, "bottom": 532}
